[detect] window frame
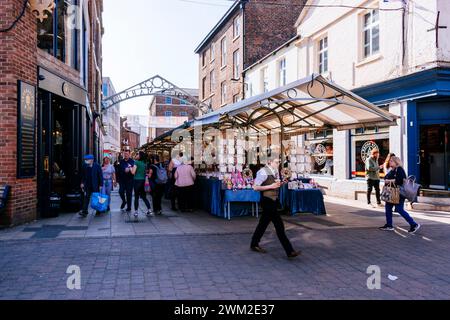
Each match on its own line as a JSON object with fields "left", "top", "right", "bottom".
{"left": 164, "top": 111, "right": 173, "bottom": 117}
{"left": 261, "top": 67, "right": 269, "bottom": 93}
{"left": 221, "top": 81, "right": 227, "bottom": 106}
{"left": 221, "top": 37, "right": 227, "bottom": 68}
{"left": 233, "top": 16, "right": 241, "bottom": 39}
{"left": 233, "top": 49, "right": 240, "bottom": 79}
{"left": 362, "top": 9, "right": 380, "bottom": 59}
{"left": 318, "top": 36, "right": 329, "bottom": 74}
{"left": 279, "top": 58, "right": 287, "bottom": 86}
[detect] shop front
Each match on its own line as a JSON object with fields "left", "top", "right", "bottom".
{"left": 37, "top": 67, "right": 92, "bottom": 217}
{"left": 355, "top": 67, "right": 450, "bottom": 192}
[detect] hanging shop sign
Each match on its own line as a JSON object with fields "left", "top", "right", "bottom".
{"left": 17, "top": 81, "right": 37, "bottom": 179}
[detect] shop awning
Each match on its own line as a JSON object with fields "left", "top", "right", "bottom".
{"left": 194, "top": 74, "right": 398, "bottom": 134}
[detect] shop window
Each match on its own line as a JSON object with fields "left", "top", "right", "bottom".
{"left": 351, "top": 126, "right": 390, "bottom": 179}
{"left": 305, "top": 130, "right": 334, "bottom": 176}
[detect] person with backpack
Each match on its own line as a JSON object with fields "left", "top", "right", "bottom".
{"left": 148, "top": 155, "right": 167, "bottom": 215}
{"left": 131, "top": 151, "right": 153, "bottom": 220}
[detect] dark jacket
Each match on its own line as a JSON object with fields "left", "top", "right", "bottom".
{"left": 385, "top": 166, "right": 407, "bottom": 187}
{"left": 81, "top": 163, "right": 103, "bottom": 192}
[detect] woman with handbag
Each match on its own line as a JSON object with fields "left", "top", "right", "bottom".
{"left": 380, "top": 156, "right": 421, "bottom": 233}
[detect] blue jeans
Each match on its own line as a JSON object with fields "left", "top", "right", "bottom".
{"left": 385, "top": 197, "right": 417, "bottom": 227}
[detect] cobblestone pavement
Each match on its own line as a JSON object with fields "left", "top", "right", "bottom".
{"left": 0, "top": 192, "right": 450, "bottom": 300}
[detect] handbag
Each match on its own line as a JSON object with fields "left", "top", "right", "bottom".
{"left": 400, "top": 176, "right": 421, "bottom": 203}
{"left": 381, "top": 181, "right": 400, "bottom": 204}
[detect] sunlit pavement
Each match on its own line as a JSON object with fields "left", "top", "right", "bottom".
{"left": 0, "top": 192, "right": 449, "bottom": 300}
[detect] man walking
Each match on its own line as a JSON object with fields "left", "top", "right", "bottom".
{"left": 79, "top": 155, "right": 103, "bottom": 217}
{"left": 114, "top": 153, "right": 125, "bottom": 206}
{"left": 251, "top": 158, "right": 301, "bottom": 259}
{"left": 119, "top": 149, "right": 135, "bottom": 213}
{"left": 366, "top": 149, "right": 382, "bottom": 208}
{"left": 149, "top": 155, "right": 167, "bottom": 215}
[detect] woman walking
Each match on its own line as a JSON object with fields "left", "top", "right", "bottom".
{"left": 379, "top": 156, "right": 421, "bottom": 233}
{"left": 174, "top": 157, "right": 196, "bottom": 212}
{"left": 102, "top": 157, "right": 116, "bottom": 212}
{"left": 383, "top": 153, "right": 396, "bottom": 176}
{"left": 131, "top": 151, "right": 152, "bottom": 220}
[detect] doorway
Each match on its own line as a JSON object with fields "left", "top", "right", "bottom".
{"left": 419, "top": 124, "right": 450, "bottom": 190}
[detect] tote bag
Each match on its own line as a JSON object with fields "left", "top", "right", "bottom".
{"left": 90, "top": 192, "right": 109, "bottom": 212}
{"left": 381, "top": 181, "right": 400, "bottom": 205}
{"left": 400, "top": 176, "right": 420, "bottom": 202}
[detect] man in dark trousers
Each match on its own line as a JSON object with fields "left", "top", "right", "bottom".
{"left": 251, "top": 158, "right": 301, "bottom": 259}
{"left": 114, "top": 153, "right": 125, "bottom": 207}
{"left": 119, "top": 149, "right": 135, "bottom": 213}
{"left": 79, "top": 154, "right": 103, "bottom": 217}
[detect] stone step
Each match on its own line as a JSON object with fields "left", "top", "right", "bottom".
{"left": 417, "top": 196, "right": 450, "bottom": 206}
{"left": 409, "top": 202, "right": 450, "bottom": 213}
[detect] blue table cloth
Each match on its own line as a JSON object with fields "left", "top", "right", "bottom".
{"left": 280, "top": 184, "right": 326, "bottom": 216}
{"left": 224, "top": 190, "right": 261, "bottom": 203}
{"left": 195, "top": 178, "right": 259, "bottom": 219}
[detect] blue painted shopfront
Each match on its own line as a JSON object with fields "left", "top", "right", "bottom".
{"left": 353, "top": 68, "right": 450, "bottom": 188}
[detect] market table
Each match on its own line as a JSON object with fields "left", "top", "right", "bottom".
{"left": 280, "top": 184, "right": 327, "bottom": 216}
{"left": 223, "top": 189, "right": 261, "bottom": 220}
{"left": 195, "top": 177, "right": 260, "bottom": 219}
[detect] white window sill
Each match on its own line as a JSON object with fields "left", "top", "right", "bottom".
{"left": 220, "top": 65, "right": 227, "bottom": 71}
{"left": 233, "top": 35, "right": 241, "bottom": 43}
{"left": 355, "top": 53, "right": 383, "bottom": 68}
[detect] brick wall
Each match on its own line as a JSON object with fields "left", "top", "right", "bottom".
{"left": 244, "top": 0, "right": 306, "bottom": 68}
{"left": 0, "top": 0, "right": 38, "bottom": 226}
{"left": 197, "top": 0, "right": 306, "bottom": 110}
{"left": 198, "top": 11, "right": 243, "bottom": 110}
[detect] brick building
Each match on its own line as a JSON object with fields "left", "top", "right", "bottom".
{"left": 148, "top": 89, "right": 199, "bottom": 141}
{"left": 0, "top": 0, "right": 104, "bottom": 226}
{"left": 120, "top": 117, "right": 141, "bottom": 151}
{"left": 195, "top": 0, "right": 306, "bottom": 110}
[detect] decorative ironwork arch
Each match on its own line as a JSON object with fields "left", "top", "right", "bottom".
{"left": 102, "top": 75, "right": 211, "bottom": 115}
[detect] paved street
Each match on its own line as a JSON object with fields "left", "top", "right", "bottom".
{"left": 0, "top": 192, "right": 450, "bottom": 300}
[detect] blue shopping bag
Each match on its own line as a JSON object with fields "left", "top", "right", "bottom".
{"left": 90, "top": 192, "right": 109, "bottom": 212}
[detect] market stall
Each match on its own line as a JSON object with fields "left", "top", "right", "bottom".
{"left": 143, "top": 74, "right": 399, "bottom": 219}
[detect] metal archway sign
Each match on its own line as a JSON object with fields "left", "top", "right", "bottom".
{"left": 102, "top": 75, "right": 211, "bottom": 115}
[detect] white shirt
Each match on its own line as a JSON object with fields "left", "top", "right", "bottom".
{"left": 254, "top": 166, "right": 279, "bottom": 186}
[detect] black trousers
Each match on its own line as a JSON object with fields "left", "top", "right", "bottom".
{"left": 251, "top": 197, "right": 294, "bottom": 255}
{"left": 152, "top": 183, "right": 165, "bottom": 212}
{"left": 367, "top": 179, "right": 381, "bottom": 204}
{"left": 178, "top": 185, "right": 194, "bottom": 211}
{"left": 122, "top": 180, "right": 134, "bottom": 211}
{"left": 133, "top": 180, "right": 151, "bottom": 211}
{"left": 82, "top": 190, "right": 93, "bottom": 214}
{"left": 169, "top": 178, "right": 178, "bottom": 209}
{"left": 119, "top": 181, "right": 126, "bottom": 204}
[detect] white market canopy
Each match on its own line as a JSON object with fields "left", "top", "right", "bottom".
{"left": 193, "top": 74, "right": 398, "bottom": 135}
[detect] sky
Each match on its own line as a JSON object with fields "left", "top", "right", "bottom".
{"left": 102, "top": 0, "right": 234, "bottom": 116}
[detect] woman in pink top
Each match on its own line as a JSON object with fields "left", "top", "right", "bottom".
{"left": 175, "top": 159, "right": 196, "bottom": 212}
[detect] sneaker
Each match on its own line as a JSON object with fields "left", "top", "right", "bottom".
{"left": 377, "top": 203, "right": 384, "bottom": 208}
{"left": 409, "top": 224, "right": 421, "bottom": 234}
{"left": 146, "top": 210, "right": 154, "bottom": 217}
{"left": 156, "top": 210, "right": 162, "bottom": 216}
{"left": 134, "top": 211, "right": 139, "bottom": 221}
{"left": 120, "top": 202, "right": 126, "bottom": 210}
{"left": 379, "top": 225, "right": 395, "bottom": 231}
